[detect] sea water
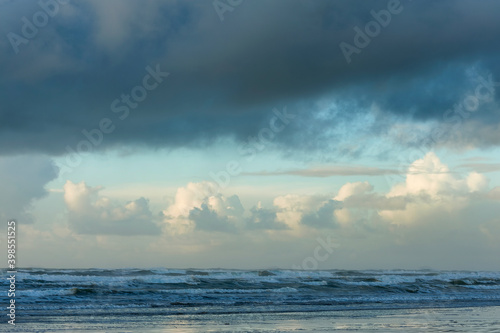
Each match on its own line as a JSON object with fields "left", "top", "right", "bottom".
{"left": 1, "top": 268, "right": 500, "bottom": 332}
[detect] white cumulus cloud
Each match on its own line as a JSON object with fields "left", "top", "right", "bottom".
{"left": 63, "top": 180, "right": 159, "bottom": 235}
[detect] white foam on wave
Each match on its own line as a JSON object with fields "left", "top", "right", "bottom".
{"left": 331, "top": 270, "right": 500, "bottom": 287}
{"left": 278, "top": 270, "right": 334, "bottom": 279}
{"left": 12, "top": 269, "right": 500, "bottom": 294}
{"left": 14, "top": 272, "right": 200, "bottom": 286}
{"left": 301, "top": 280, "right": 328, "bottom": 286}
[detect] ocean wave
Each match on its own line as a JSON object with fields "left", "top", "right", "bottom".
{"left": 161, "top": 287, "right": 298, "bottom": 294}
{"left": 4, "top": 268, "right": 499, "bottom": 315}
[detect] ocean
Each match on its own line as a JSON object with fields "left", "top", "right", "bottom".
{"left": 2, "top": 268, "right": 500, "bottom": 332}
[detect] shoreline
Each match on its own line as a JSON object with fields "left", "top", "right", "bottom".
{"left": 3, "top": 305, "right": 500, "bottom": 332}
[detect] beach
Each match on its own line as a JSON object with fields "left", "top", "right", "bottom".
{"left": 4, "top": 306, "right": 500, "bottom": 332}
{"left": 2, "top": 268, "right": 500, "bottom": 332}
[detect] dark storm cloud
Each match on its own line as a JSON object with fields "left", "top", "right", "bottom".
{"left": 1, "top": 0, "right": 500, "bottom": 156}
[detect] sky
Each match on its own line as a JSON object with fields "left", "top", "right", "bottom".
{"left": 1, "top": 0, "right": 500, "bottom": 270}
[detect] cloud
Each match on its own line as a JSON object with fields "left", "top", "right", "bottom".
{"left": 458, "top": 162, "right": 500, "bottom": 173}
{"left": 63, "top": 180, "right": 160, "bottom": 235}
{"left": 300, "top": 199, "right": 340, "bottom": 228}
{"left": 244, "top": 166, "right": 399, "bottom": 177}
{"left": 388, "top": 152, "right": 487, "bottom": 198}
{"left": 334, "top": 181, "right": 373, "bottom": 201}
{"left": 485, "top": 186, "right": 500, "bottom": 201}
{"left": 1, "top": 0, "right": 500, "bottom": 159}
{"left": 272, "top": 194, "right": 339, "bottom": 232}
{"left": 379, "top": 152, "right": 489, "bottom": 225}
{"left": 58, "top": 152, "right": 495, "bottom": 238}
{"left": 156, "top": 152, "right": 499, "bottom": 269}
{"left": 15, "top": 151, "right": 498, "bottom": 269}
{"left": 245, "top": 203, "right": 289, "bottom": 230}
{"left": 163, "top": 182, "right": 336, "bottom": 234}
{"left": 279, "top": 153, "right": 494, "bottom": 230}
{"left": 331, "top": 181, "right": 409, "bottom": 225}
{"left": 188, "top": 204, "right": 237, "bottom": 233}
{"left": 162, "top": 182, "right": 244, "bottom": 234}
{"left": 0, "top": 155, "right": 58, "bottom": 223}
{"left": 84, "top": 0, "right": 166, "bottom": 53}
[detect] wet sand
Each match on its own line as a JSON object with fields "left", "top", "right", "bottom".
{"left": 4, "top": 306, "right": 500, "bottom": 332}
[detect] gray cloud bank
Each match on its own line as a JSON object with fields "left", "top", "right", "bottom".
{"left": 0, "top": 155, "right": 58, "bottom": 222}
{"left": 1, "top": 0, "right": 499, "bottom": 157}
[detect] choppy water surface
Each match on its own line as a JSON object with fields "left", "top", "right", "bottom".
{"left": 2, "top": 268, "right": 500, "bottom": 331}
